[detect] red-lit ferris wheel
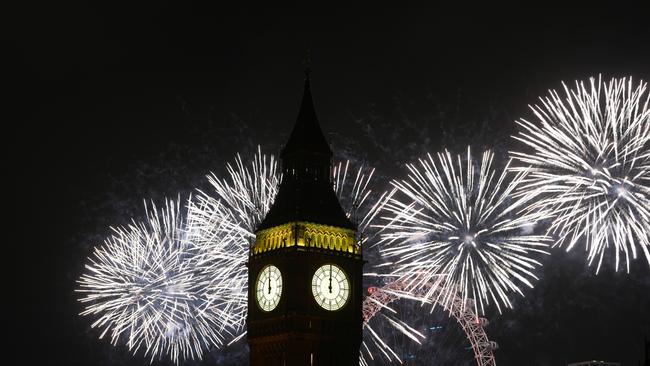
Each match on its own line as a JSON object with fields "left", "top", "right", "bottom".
{"left": 361, "top": 278, "right": 498, "bottom": 366}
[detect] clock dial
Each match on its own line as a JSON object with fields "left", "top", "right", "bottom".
{"left": 312, "top": 263, "right": 350, "bottom": 311}
{"left": 255, "top": 265, "right": 282, "bottom": 312}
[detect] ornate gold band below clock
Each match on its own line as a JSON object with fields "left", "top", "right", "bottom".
{"left": 253, "top": 221, "right": 358, "bottom": 255}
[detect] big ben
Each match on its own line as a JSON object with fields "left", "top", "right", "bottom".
{"left": 247, "top": 70, "right": 364, "bottom": 366}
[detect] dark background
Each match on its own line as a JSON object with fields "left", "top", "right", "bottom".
{"left": 10, "top": 3, "right": 650, "bottom": 365}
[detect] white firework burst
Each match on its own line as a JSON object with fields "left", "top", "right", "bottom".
{"left": 331, "top": 163, "right": 428, "bottom": 364}
{"left": 511, "top": 76, "right": 650, "bottom": 273}
{"left": 333, "top": 160, "right": 385, "bottom": 238}
{"left": 186, "top": 147, "right": 281, "bottom": 343}
{"left": 200, "top": 147, "right": 281, "bottom": 233}
{"left": 377, "top": 148, "right": 550, "bottom": 314}
{"left": 76, "top": 199, "right": 238, "bottom": 364}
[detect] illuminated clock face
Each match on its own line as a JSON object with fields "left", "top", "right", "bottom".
{"left": 312, "top": 264, "right": 350, "bottom": 311}
{"left": 255, "top": 265, "right": 282, "bottom": 312}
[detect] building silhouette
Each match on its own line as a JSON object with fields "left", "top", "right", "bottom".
{"left": 246, "top": 71, "right": 364, "bottom": 366}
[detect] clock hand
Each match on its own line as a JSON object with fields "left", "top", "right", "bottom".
{"left": 328, "top": 265, "right": 332, "bottom": 293}
{"left": 268, "top": 276, "right": 271, "bottom": 295}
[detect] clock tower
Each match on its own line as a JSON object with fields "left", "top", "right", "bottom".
{"left": 247, "top": 71, "right": 363, "bottom": 366}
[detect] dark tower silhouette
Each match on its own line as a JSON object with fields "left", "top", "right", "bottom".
{"left": 246, "top": 71, "right": 363, "bottom": 366}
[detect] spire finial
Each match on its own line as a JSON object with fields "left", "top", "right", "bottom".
{"left": 303, "top": 48, "right": 312, "bottom": 81}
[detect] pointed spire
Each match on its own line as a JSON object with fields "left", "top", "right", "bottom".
{"left": 304, "top": 48, "right": 312, "bottom": 80}
{"left": 256, "top": 68, "right": 355, "bottom": 231}
{"left": 280, "top": 65, "right": 332, "bottom": 160}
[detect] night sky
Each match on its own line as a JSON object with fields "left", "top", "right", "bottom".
{"left": 12, "top": 3, "right": 650, "bottom": 365}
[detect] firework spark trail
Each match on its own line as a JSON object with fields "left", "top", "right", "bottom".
{"left": 76, "top": 199, "right": 239, "bottom": 364}
{"left": 511, "top": 76, "right": 650, "bottom": 273}
{"left": 377, "top": 147, "right": 551, "bottom": 315}
{"left": 201, "top": 147, "right": 280, "bottom": 234}
{"left": 185, "top": 197, "right": 251, "bottom": 340}
{"left": 335, "top": 163, "right": 491, "bottom": 365}
{"left": 332, "top": 160, "right": 386, "bottom": 238}
{"left": 185, "top": 147, "right": 282, "bottom": 343}
{"left": 331, "top": 162, "right": 424, "bottom": 364}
